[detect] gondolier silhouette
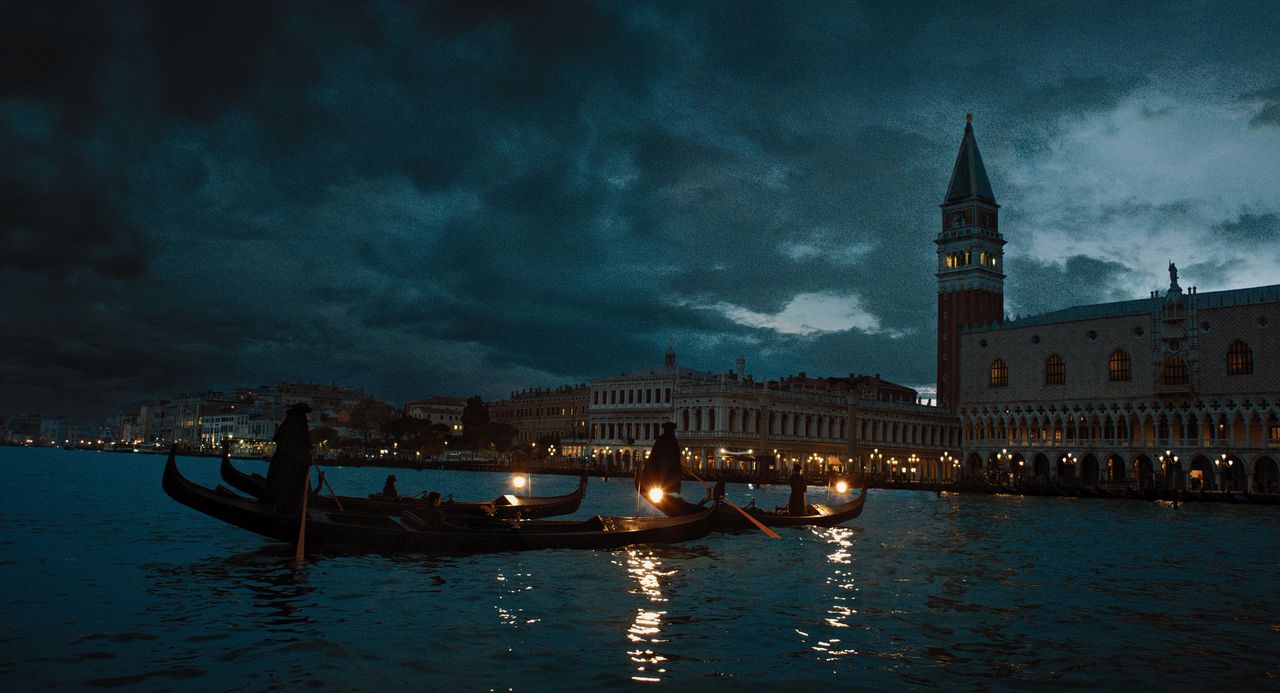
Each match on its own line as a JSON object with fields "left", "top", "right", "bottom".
{"left": 637, "top": 422, "right": 683, "bottom": 498}
{"left": 265, "top": 402, "right": 313, "bottom": 514}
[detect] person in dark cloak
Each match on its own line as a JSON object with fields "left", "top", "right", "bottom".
{"left": 264, "top": 402, "right": 313, "bottom": 515}
{"left": 787, "top": 463, "right": 807, "bottom": 515}
{"left": 382, "top": 474, "right": 399, "bottom": 498}
{"left": 637, "top": 422, "right": 683, "bottom": 497}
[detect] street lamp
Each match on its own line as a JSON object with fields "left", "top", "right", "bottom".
{"left": 995, "top": 447, "right": 1012, "bottom": 483}
{"left": 1214, "top": 453, "right": 1235, "bottom": 491}
{"left": 908, "top": 453, "right": 919, "bottom": 482}
{"left": 1158, "top": 450, "right": 1180, "bottom": 487}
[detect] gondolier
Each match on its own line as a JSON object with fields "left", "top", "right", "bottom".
{"left": 264, "top": 402, "right": 312, "bottom": 514}
{"left": 636, "top": 422, "right": 683, "bottom": 498}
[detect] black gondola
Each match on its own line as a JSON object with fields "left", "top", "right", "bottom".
{"left": 646, "top": 483, "right": 867, "bottom": 531}
{"left": 167, "top": 449, "right": 716, "bottom": 554}
{"left": 220, "top": 453, "right": 587, "bottom": 520}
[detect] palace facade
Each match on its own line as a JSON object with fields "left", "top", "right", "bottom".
{"left": 556, "top": 347, "right": 958, "bottom": 479}
{"left": 940, "top": 118, "right": 1280, "bottom": 492}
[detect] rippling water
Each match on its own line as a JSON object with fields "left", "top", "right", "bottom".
{"left": 2, "top": 447, "right": 1277, "bottom": 690}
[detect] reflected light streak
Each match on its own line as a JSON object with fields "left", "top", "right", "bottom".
{"left": 812, "top": 527, "right": 862, "bottom": 657}
{"left": 624, "top": 549, "right": 677, "bottom": 683}
{"left": 493, "top": 570, "right": 537, "bottom": 629}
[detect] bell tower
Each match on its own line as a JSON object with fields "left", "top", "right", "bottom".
{"left": 936, "top": 114, "right": 1004, "bottom": 410}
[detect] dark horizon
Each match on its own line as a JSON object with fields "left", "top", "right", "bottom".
{"left": 4, "top": 1, "right": 1279, "bottom": 420}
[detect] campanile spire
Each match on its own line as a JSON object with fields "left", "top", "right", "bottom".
{"left": 935, "top": 115, "right": 1005, "bottom": 410}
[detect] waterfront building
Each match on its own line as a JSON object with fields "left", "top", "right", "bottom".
{"left": 489, "top": 386, "right": 589, "bottom": 448}
{"left": 404, "top": 396, "right": 469, "bottom": 434}
{"left": 165, "top": 391, "right": 237, "bottom": 445}
{"left": 4, "top": 413, "right": 45, "bottom": 444}
{"left": 115, "top": 400, "right": 170, "bottom": 444}
{"left": 268, "top": 382, "right": 367, "bottom": 419}
{"left": 564, "top": 347, "right": 959, "bottom": 480}
{"left": 940, "top": 118, "right": 1280, "bottom": 491}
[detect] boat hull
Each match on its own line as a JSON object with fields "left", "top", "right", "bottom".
{"left": 650, "top": 486, "right": 867, "bottom": 531}
{"left": 168, "top": 450, "right": 713, "bottom": 554}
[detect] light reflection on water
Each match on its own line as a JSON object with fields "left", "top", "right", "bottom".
{"left": 624, "top": 549, "right": 675, "bottom": 683}
{"left": 2, "top": 448, "right": 1279, "bottom": 690}
{"left": 814, "top": 526, "right": 860, "bottom": 659}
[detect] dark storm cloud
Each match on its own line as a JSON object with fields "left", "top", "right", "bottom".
{"left": 1005, "top": 256, "right": 1137, "bottom": 319}
{"left": 1212, "top": 212, "right": 1280, "bottom": 243}
{"left": 3, "top": 1, "right": 1279, "bottom": 419}
{"left": 1241, "top": 85, "right": 1280, "bottom": 128}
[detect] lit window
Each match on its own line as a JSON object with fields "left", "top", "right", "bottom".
{"left": 1108, "top": 350, "right": 1131, "bottom": 381}
{"left": 1163, "top": 356, "right": 1189, "bottom": 386}
{"left": 1227, "top": 340, "right": 1253, "bottom": 375}
{"left": 1045, "top": 354, "right": 1065, "bottom": 385}
{"left": 989, "top": 359, "right": 1008, "bottom": 387}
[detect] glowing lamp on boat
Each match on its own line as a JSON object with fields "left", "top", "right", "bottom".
{"left": 512, "top": 475, "right": 528, "bottom": 490}
{"left": 835, "top": 480, "right": 848, "bottom": 494}
{"left": 647, "top": 487, "right": 664, "bottom": 503}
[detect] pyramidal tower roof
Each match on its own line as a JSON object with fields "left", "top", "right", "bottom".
{"left": 943, "top": 113, "right": 996, "bottom": 205}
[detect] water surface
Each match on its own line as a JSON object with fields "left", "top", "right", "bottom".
{"left": 2, "top": 447, "right": 1277, "bottom": 690}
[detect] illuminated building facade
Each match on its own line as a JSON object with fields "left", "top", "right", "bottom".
{"left": 944, "top": 119, "right": 1280, "bottom": 492}
{"left": 565, "top": 347, "right": 959, "bottom": 479}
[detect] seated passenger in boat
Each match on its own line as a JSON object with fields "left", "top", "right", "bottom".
{"left": 420, "top": 491, "right": 445, "bottom": 529}
{"left": 382, "top": 474, "right": 399, "bottom": 498}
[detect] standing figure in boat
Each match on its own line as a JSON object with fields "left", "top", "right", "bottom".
{"left": 637, "top": 422, "right": 683, "bottom": 497}
{"left": 264, "top": 402, "right": 313, "bottom": 514}
{"left": 787, "top": 463, "right": 807, "bottom": 515}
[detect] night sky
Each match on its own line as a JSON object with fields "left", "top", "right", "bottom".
{"left": 4, "top": 1, "right": 1279, "bottom": 420}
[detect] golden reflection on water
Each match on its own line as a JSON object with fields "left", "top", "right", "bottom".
{"left": 811, "top": 526, "right": 861, "bottom": 659}
{"left": 493, "top": 570, "right": 540, "bottom": 628}
{"left": 621, "top": 549, "right": 677, "bottom": 683}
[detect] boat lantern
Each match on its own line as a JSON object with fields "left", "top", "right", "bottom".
{"left": 647, "top": 487, "right": 664, "bottom": 503}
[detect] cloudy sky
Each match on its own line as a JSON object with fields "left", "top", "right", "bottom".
{"left": 4, "top": 1, "right": 1279, "bottom": 420}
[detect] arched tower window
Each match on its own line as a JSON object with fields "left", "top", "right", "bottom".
{"left": 1227, "top": 340, "right": 1253, "bottom": 375}
{"left": 1109, "top": 349, "right": 1131, "bottom": 381}
{"left": 989, "top": 359, "right": 1008, "bottom": 387}
{"left": 1163, "top": 356, "right": 1189, "bottom": 386}
{"left": 1045, "top": 354, "right": 1065, "bottom": 385}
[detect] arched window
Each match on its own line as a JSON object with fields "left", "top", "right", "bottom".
{"left": 1045, "top": 354, "right": 1065, "bottom": 385}
{"left": 1163, "top": 356, "right": 1189, "bottom": 386}
{"left": 989, "top": 359, "right": 1008, "bottom": 387}
{"left": 1227, "top": 340, "right": 1253, "bottom": 375}
{"left": 1109, "top": 349, "right": 1132, "bottom": 381}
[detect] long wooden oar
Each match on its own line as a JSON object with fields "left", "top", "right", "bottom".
{"left": 681, "top": 465, "right": 780, "bottom": 539}
{"left": 312, "top": 468, "right": 345, "bottom": 511}
{"left": 292, "top": 466, "right": 311, "bottom": 567}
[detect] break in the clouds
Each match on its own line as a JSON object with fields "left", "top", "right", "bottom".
{"left": 688, "top": 292, "right": 902, "bottom": 338}
{"left": 3, "top": 1, "right": 1279, "bottom": 419}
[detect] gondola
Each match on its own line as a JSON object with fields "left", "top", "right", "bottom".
{"left": 220, "top": 453, "right": 587, "bottom": 520}
{"left": 646, "top": 483, "right": 867, "bottom": 531}
{"left": 166, "top": 449, "right": 716, "bottom": 554}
